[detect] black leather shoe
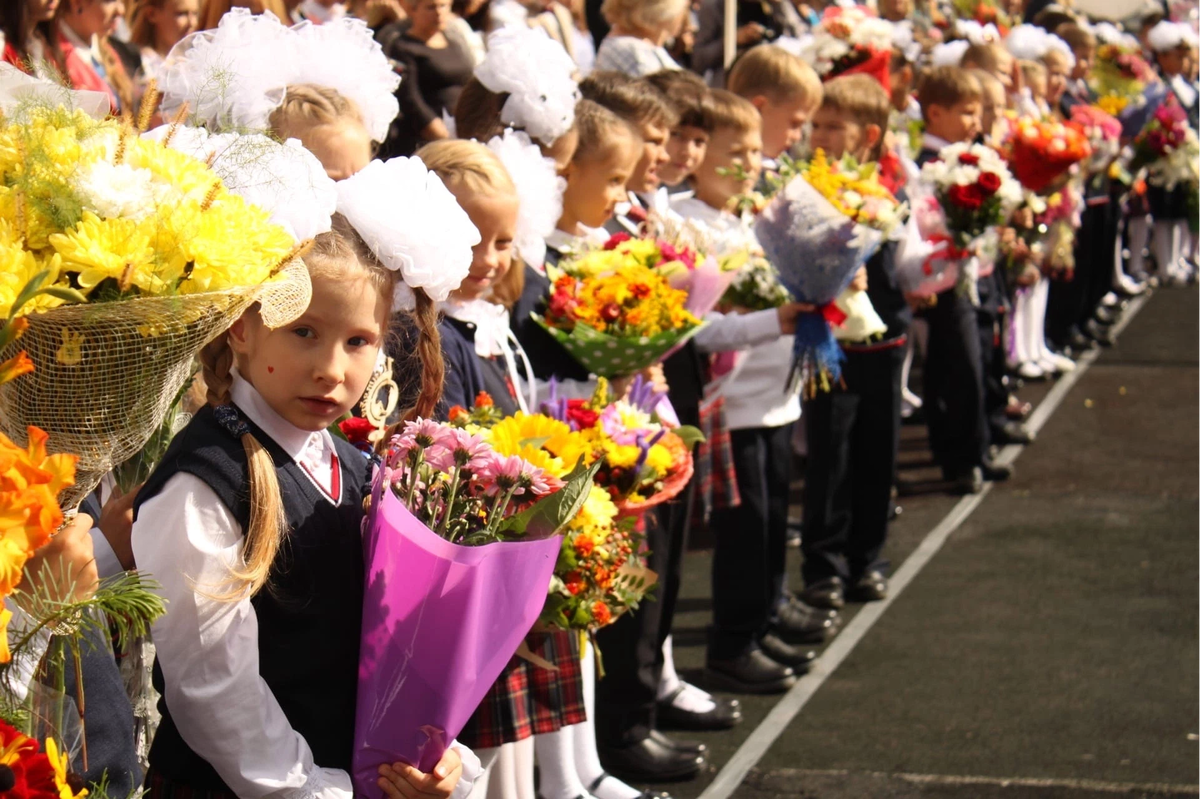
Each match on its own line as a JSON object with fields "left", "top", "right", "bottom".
{"left": 846, "top": 570, "right": 888, "bottom": 602}
{"left": 587, "top": 775, "right": 674, "bottom": 799}
{"left": 947, "top": 466, "right": 984, "bottom": 495}
{"left": 774, "top": 598, "right": 837, "bottom": 643}
{"left": 1085, "top": 320, "right": 1115, "bottom": 346}
{"left": 656, "top": 688, "right": 742, "bottom": 731}
{"left": 598, "top": 736, "right": 704, "bottom": 783}
{"left": 981, "top": 458, "right": 1013, "bottom": 481}
{"left": 705, "top": 649, "right": 797, "bottom": 694}
{"left": 1094, "top": 305, "right": 1120, "bottom": 325}
{"left": 799, "top": 576, "right": 845, "bottom": 610}
{"left": 648, "top": 729, "right": 706, "bottom": 758}
{"left": 758, "top": 632, "right": 816, "bottom": 672}
{"left": 1067, "top": 329, "right": 1098, "bottom": 352}
{"left": 994, "top": 420, "right": 1035, "bottom": 445}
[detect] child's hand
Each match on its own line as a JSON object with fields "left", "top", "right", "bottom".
{"left": 643, "top": 365, "right": 669, "bottom": 395}
{"left": 378, "top": 749, "right": 462, "bottom": 799}
{"left": 850, "top": 266, "right": 869, "bottom": 292}
{"left": 20, "top": 513, "right": 99, "bottom": 607}
{"left": 776, "top": 302, "right": 818, "bottom": 335}
{"left": 99, "top": 484, "right": 139, "bottom": 571}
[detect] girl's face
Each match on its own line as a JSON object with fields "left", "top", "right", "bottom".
{"left": 450, "top": 188, "right": 519, "bottom": 302}
{"left": 69, "top": 0, "right": 125, "bottom": 38}
{"left": 229, "top": 273, "right": 389, "bottom": 432}
{"left": 149, "top": 0, "right": 198, "bottom": 51}
{"left": 304, "top": 120, "right": 373, "bottom": 181}
{"left": 1070, "top": 45, "right": 1094, "bottom": 81}
{"left": 560, "top": 133, "right": 640, "bottom": 230}
{"left": 1043, "top": 52, "right": 1069, "bottom": 105}
{"left": 28, "top": 0, "right": 60, "bottom": 23}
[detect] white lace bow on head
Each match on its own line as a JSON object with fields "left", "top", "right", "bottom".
{"left": 485, "top": 129, "right": 564, "bottom": 270}
{"left": 474, "top": 25, "right": 579, "bottom": 145}
{"left": 156, "top": 8, "right": 400, "bottom": 143}
{"left": 336, "top": 157, "right": 481, "bottom": 311}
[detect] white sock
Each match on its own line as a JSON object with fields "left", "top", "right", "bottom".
{"left": 468, "top": 748, "right": 501, "bottom": 799}
{"left": 512, "top": 738, "right": 536, "bottom": 799}
{"left": 658, "top": 636, "right": 716, "bottom": 713}
{"left": 1010, "top": 287, "right": 1031, "bottom": 367}
{"left": 1174, "top": 221, "right": 1191, "bottom": 272}
{"left": 534, "top": 728, "right": 592, "bottom": 799}
{"left": 572, "top": 641, "right": 641, "bottom": 799}
{"left": 1153, "top": 220, "right": 1176, "bottom": 275}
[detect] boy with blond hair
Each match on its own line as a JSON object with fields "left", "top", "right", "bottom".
{"left": 727, "top": 44, "right": 823, "bottom": 162}
{"left": 801, "top": 75, "right": 912, "bottom": 609}
{"left": 676, "top": 89, "right": 837, "bottom": 695}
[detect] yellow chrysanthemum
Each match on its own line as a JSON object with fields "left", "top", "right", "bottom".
{"left": 49, "top": 212, "right": 170, "bottom": 293}
{"left": 645, "top": 443, "right": 673, "bottom": 476}
{"left": 567, "top": 484, "right": 619, "bottom": 532}
{"left": 0, "top": 222, "right": 66, "bottom": 318}
{"left": 600, "top": 440, "right": 642, "bottom": 469}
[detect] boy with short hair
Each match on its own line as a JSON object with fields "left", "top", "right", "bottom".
{"left": 579, "top": 71, "right": 678, "bottom": 202}
{"left": 801, "top": 74, "right": 912, "bottom": 608}
{"left": 727, "top": 44, "right": 823, "bottom": 162}
{"left": 644, "top": 68, "right": 715, "bottom": 191}
{"left": 676, "top": 89, "right": 837, "bottom": 694}
{"left": 914, "top": 66, "right": 1013, "bottom": 493}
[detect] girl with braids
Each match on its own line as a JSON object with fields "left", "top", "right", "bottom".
{"left": 131, "top": 156, "right": 484, "bottom": 799}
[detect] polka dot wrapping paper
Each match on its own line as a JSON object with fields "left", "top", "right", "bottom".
{"left": 533, "top": 314, "right": 708, "bottom": 378}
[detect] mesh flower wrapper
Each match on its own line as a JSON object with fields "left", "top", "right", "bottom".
{"left": 353, "top": 469, "right": 562, "bottom": 794}
{"left": 752, "top": 175, "right": 883, "bottom": 386}
{"left": 531, "top": 316, "right": 706, "bottom": 378}
{"left": 0, "top": 264, "right": 310, "bottom": 510}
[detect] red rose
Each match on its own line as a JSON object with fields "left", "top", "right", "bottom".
{"left": 604, "top": 232, "right": 631, "bottom": 250}
{"left": 600, "top": 303, "right": 622, "bottom": 322}
{"left": 338, "top": 416, "right": 374, "bottom": 445}
{"left": 947, "top": 182, "right": 985, "bottom": 210}
{"left": 977, "top": 171, "right": 1002, "bottom": 194}
{"left": 958, "top": 152, "right": 980, "bottom": 166}
{"left": 566, "top": 398, "right": 600, "bottom": 429}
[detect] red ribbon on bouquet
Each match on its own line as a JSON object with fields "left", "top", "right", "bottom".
{"left": 820, "top": 301, "right": 847, "bottom": 327}
{"left": 921, "top": 233, "right": 970, "bottom": 276}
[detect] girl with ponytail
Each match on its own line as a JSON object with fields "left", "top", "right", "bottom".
{"left": 131, "top": 156, "right": 483, "bottom": 799}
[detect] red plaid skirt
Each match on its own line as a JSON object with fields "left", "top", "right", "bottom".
{"left": 458, "top": 630, "right": 586, "bottom": 750}
{"left": 695, "top": 395, "right": 741, "bottom": 523}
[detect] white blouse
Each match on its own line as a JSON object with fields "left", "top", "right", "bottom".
{"left": 131, "top": 374, "right": 479, "bottom": 799}
{"left": 594, "top": 35, "right": 679, "bottom": 78}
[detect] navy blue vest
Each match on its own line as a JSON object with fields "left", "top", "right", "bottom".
{"left": 134, "top": 405, "right": 368, "bottom": 789}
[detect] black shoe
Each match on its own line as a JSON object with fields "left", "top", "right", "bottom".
{"left": 981, "top": 458, "right": 1013, "bottom": 481}
{"left": 786, "top": 520, "right": 802, "bottom": 548}
{"left": 705, "top": 648, "right": 797, "bottom": 694}
{"left": 993, "top": 420, "right": 1035, "bottom": 445}
{"left": 598, "top": 736, "right": 704, "bottom": 783}
{"left": 1085, "top": 320, "right": 1115, "bottom": 347}
{"left": 799, "top": 576, "right": 845, "bottom": 610}
{"left": 1067, "top": 329, "right": 1098, "bottom": 352}
{"left": 655, "top": 687, "right": 742, "bottom": 731}
{"left": 846, "top": 570, "right": 888, "bottom": 602}
{"left": 947, "top": 466, "right": 984, "bottom": 495}
{"left": 647, "top": 729, "right": 706, "bottom": 758}
{"left": 758, "top": 632, "right": 816, "bottom": 672}
{"left": 774, "top": 598, "right": 837, "bottom": 643}
{"left": 587, "top": 775, "right": 673, "bottom": 799}
{"left": 1093, "top": 305, "right": 1120, "bottom": 325}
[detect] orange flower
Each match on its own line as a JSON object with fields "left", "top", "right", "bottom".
{"left": 564, "top": 570, "right": 585, "bottom": 596}
{"left": 447, "top": 406, "right": 468, "bottom": 423}
{"left": 0, "top": 426, "right": 77, "bottom": 599}
{"left": 474, "top": 392, "right": 494, "bottom": 409}
{"left": 0, "top": 351, "right": 33, "bottom": 387}
{"left": 573, "top": 535, "right": 595, "bottom": 557}
{"left": 591, "top": 601, "right": 612, "bottom": 626}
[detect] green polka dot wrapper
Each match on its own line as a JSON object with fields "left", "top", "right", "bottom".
{"left": 533, "top": 315, "right": 707, "bottom": 377}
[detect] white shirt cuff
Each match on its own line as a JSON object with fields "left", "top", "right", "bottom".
{"left": 449, "top": 741, "right": 482, "bottom": 799}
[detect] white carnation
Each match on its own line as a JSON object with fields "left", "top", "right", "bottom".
{"left": 74, "top": 161, "right": 173, "bottom": 220}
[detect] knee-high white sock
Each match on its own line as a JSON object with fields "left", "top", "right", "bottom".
{"left": 572, "top": 641, "right": 640, "bottom": 799}
{"left": 658, "top": 636, "right": 715, "bottom": 713}
{"left": 1032, "top": 277, "right": 1052, "bottom": 360}
{"left": 469, "top": 748, "right": 500, "bottom": 799}
{"left": 1153, "top": 220, "right": 1177, "bottom": 275}
{"left": 1173, "top": 221, "right": 1191, "bottom": 272}
{"left": 1010, "top": 287, "right": 1031, "bottom": 367}
{"left": 534, "top": 727, "right": 591, "bottom": 799}
{"left": 512, "top": 738, "right": 536, "bottom": 799}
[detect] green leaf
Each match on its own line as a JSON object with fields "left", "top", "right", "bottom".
{"left": 520, "top": 435, "right": 552, "bottom": 450}
{"left": 37, "top": 286, "right": 87, "bottom": 304}
{"left": 672, "top": 425, "right": 705, "bottom": 450}
{"left": 6, "top": 270, "right": 53, "bottom": 321}
{"left": 500, "top": 457, "right": 602, "bottom": 539}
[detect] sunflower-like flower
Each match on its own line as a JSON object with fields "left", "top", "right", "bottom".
{"left": 45, "top": 738, "right": 86, "bottom": 799}
{"left": 49, "top": 212, "right": 167, "bottom": 293}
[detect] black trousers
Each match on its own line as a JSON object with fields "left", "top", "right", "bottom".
{"left": 706, "top": 424, "right": 793, "bottom": 661}
{"left": 923, "top": 289, "right": 986, "bottom": 476}
{"left": 802, "top": 345, "right": 903, "bottom": 586}
{"left": 594, "top": 478, "right": 694, "bottom": 747}
{"left": 1047, "top": 201, "right": 1114, "bottom": 347}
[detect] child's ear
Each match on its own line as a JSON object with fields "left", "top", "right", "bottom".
{"left": 864, "top": 123, "right": 882, "bottom": 150}
{"left": 227, "top": 317, "right": 251, "bottom": 356}
{"left": 750, "top": 95, "right": 769, "bottom": 113}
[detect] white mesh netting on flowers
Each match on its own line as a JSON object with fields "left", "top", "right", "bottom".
{"left": 0, "top": 262, "right": 310, "bottom": 510}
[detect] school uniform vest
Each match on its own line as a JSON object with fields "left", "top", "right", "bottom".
{"left": 440, "top": 318, "right": 520, "bottom": 417}
{"left": 134, "top": 405, "right": 369, "bottom": 790}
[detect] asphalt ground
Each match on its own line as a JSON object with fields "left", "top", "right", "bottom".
{"left": 650, "top": 287, "right": 1199, "bottom": 799}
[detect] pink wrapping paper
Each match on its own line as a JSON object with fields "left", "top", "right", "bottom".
{"left": 352, "top": 470, "right": 563, "bottom": 796}
{"left": 667, "top": 255, "right": 740, "bottom": 318}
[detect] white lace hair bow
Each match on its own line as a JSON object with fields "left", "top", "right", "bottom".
{"left": 1148, "top": 21, "right": 1199, "bottom": 53}
{"left": 474, "top": 25, "right": 579, "bottom": 145}
{"left": 143, "top": 124, "right": 337, "bottom": 242}
{"left": 956, "top": 20, "right": 1002, "bottom": 46}
{"left": 336, "top": 157, "right": 481, "bottom": 311}
{"left": 931, "top": 40, "right": 970, "bottom": 67}
{"left": 486, "top": 129, "right": 564, "bottom": 271}
{"left": 157, "top": 8, "right": 400, "bottom": 143}
{"left": 1005, "top": 24, "right": 1076, "bottom": 68}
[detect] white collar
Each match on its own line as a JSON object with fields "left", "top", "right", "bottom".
{"left": 59, "top": 23, "right": 99, "bottom": 63}
{"left": 230, "top": 370, "right": 329, "bottom": 465}
{"left": 921, "top": 132, "right": 953, "bottom": 152}
{"left": 545, "top": 225, "right": 607, "bottom": 256}
{"left": 443, "top": 297, "right": 511, "bottom": 355}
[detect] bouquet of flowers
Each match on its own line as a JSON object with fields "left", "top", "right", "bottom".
{"left": 1130, "top": 102, "right": 1200, "bottom": 190}
{"left": 447, "top": 391, "right": 658, "bottom": 632}
{"left": 0, "top": 719, "right": 86, "bottom": 799}
{"left": 0, "top": 92, "right": 323, "bottom": 509}
{"left": 353, "top": 416, "right": 598, "bottom": 792}
{"left": 533, "top": 251, "right": 703, "bottom": 378}
{"left": 593, "top": 232, "right": 742, "bottom": 319}
{"left": 1001, "top": 117, "right": 1092, "bottom": 192}
{"left": 799, "top": 6, "right": 895, "bottom": 91}
{"left": 951, "top": 0, "right": 1011, "bottom": 35}
{"left": 753, "top": 149, "right": 907, "bottom": 393}
{"left": 722, "top": 257, "right": 793, "bottom": 311}
{"left": 1090, "top": 43, "right": 1168, "bottom": 138}
{"left": 1069, "top": 105, "right": 1124, "bottom": 173}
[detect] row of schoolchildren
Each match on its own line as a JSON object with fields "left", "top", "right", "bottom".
{"left": 26, "top": 15, "right": 1195, "bottom": 799}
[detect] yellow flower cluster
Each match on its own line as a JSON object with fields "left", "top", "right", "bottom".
{"left": 1096, "top": 94, "right": 1130, "bottom": 116}
{"left": 551, "top": 262, "right": 699, "bottom": 337}
{"left": 0, "top": 108, "right": 296, "bottom": 319}
{"left": 803, "top": 149, "right": 903, "bottom": 233}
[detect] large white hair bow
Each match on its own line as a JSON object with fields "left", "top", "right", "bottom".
{"left": 474, "top": 25, "right": 579, "bottom": 145}
{"left": 157, "top": 8, "right": 400, "bottom": 143}
{"left": 336, "top": 158, "right": 481, "bottom": 310}
{"left": 486, "top": 129, "right": 563, "bottom": 271}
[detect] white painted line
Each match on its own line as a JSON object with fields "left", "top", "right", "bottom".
{"left": 698, "top": 294, "right": 1152, "bottom": 799}
{"left": 768, "top": 768, "right": 1200, "bottom": 795}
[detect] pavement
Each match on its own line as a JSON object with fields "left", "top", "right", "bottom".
{"left": 648, "top": 286, "right": 1199, "bottom": 799}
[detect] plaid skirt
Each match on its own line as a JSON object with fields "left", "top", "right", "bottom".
{"left": 145, "top": 769, "right": 238, "bottom": 799}
{"left": 695, "top": 394, "right": 741, "bottom": 523}
{"left": 458, "top": 630, "right": 586, "bottom": 750}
